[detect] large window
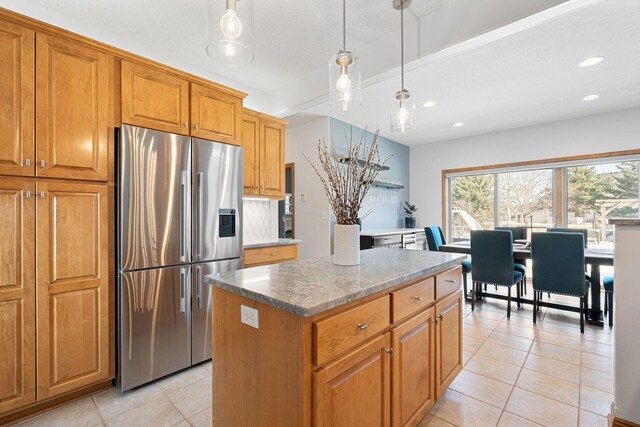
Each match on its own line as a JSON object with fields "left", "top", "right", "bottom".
{"left": 445, "top": 156, "right": 640, "bottom": 247}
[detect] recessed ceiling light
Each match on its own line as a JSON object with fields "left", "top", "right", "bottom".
{"left": 423, "top": 101, "right": 436, "bottom": 108}
{"left": 452, "top": 122, "right": 464, "bottom": 127}
{"left": 582, "top": 94, "right": 600, "bottom": 101}
{"left": 579, "top": 56, "right": 604, "bottom": 67}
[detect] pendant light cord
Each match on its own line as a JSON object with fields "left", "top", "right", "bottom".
{"left": 343, "top": 0, "right": 346, "bottom": 51}
{"left": 400, "top": 2, "right": 404, "bottom": 91}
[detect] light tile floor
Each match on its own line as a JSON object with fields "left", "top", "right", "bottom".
{"left": 13, "top": 287, "right": 614, "bottom": 427}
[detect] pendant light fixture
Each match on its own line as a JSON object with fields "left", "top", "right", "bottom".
{"left": 207, "top": 0, "right": 254, "bottom": 66}
{"left": 390, "top": 0, "right": 415, "bottom": 133}
{"left": 329, "top": 0, "right": 361, "bottom": 111}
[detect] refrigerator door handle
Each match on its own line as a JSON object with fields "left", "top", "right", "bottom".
{"left": 179, "top": 268, "right": 186, "bottom": 313}
{"left": 180, "top": 171, "right": 188, "bottom": 262}
{"left": 196, "top": 265, "right": 203, "bottom": 309}
{"left": 196, "top": 172, "right": 204, "bottom": 260}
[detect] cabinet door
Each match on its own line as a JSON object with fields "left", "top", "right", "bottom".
{"left": 313, "top": 333, "right": 391, "bottom": 427}
{"left": 259, "top": 118, "right": 285, "bottom": 198}
{"left": 391, "top": 308, "right": 435, "bottom": 427}
{"left": 191, "top": 83, "right": 241, "bottom": 145}
{"left": 36, "top": 181, "right": 109, "bottom": 399}
{"left": 0, "top": 179, "right": 35, "bottom": 413}
{"left": 0, "top": 21, "right": 34, "bottom": 177}
{"left": 35, "top": 34, "right": 109, "bottom": 181}
{"left": 435, "top": 291, "right": 463, "bottom": 398}
{"left": 241, "top": 112, "right": 260, "bottom": 196}
{"left": 121, "top": 61, "right": 189, "bottom": 135}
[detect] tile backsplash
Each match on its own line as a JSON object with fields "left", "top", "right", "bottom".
{"left": 243, "top": 199, "right": 279, "bottom": 244}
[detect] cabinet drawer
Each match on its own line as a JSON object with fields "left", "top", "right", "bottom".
{"left": 391, "top": 277, "right": 435, "bottom": 323}
{"left": 244, "top": 244, "right": 297, "bottom": 266}
{"left": 314, "top": 295, "right": 390, "bottom": 366}
{"left": 435, "top": 266, "right": 462, "bottom": 299}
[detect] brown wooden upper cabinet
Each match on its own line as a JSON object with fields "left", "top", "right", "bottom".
{"left": 191, "top": 83, "right": 241, "bottom": 145}
{"left": 241, "top": 110, "right": 286, "bottom": 199}
{"left": 0, "top": 21, "right": 34, "bottom": 177}
{"left": 0, "top": 178, "right": 36, "bottom": 414}
{"left": 121, "top": 61, "right": 190, "bottom": 135}
{"left": 35, "top": 34, "right": 109, "bottom": 181}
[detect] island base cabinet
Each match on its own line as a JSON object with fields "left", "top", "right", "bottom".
{"left": 435, "top": 291, "right": 463, "bottom": 398}
{"left": 391, "top": 308, "right": 436, "bottom": 427}
{"left": 313, "top": 333, "right": 391, "bottom": 427}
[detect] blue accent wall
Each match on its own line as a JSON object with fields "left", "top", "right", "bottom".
{"left": 329, "top": 118, "right": 410, "bottom": 230}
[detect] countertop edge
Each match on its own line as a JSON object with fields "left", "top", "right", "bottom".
{"left": 206, "top": 255, "right": 466, "bottom": 317}
{"left": 243, "top": 239, "right": 303, "bottom": 249}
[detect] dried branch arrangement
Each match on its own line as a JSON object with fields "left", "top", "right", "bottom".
{"left": 304, "top": 128, "right": 391, "bottom": 225}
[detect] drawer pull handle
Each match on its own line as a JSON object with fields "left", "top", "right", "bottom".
{"left": 271, "top": 252, "right": 277, "bottom": 256}
{"left": 357, "top": 323, "right": 368, "bottom": 331}
{"left": 414, "top": 296, "right": 423, "bottom": 302}
{"left": 445, "top": 279, "right": 456, "bottom": 283}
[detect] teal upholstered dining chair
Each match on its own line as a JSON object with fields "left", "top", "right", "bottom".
{"left": 494, "top": 226, "right": 528, "bottom": 295}
{"left": 425, "top": 226, "right": 471, "bottom": 299}
{"left": 603, "top": 276, "right": 614, "bottom": 327}
{"left": 532, "top": 232, "right": 591, "bottom": 333}
{"left": 547, "top": 227, "right": 592, "bottom": 283}
{"left": 470, "top": 230, "right": 523, "bottom": 318}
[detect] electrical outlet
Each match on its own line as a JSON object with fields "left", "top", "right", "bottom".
{"left": 241, "top": 305, "right": 259, "bottom": 329}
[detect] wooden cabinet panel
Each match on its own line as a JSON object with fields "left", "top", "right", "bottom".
{"left": 243, "top": 244, "right": 297, "bottom": 267}
{"left": 314, "top": 295, "right": 390, "bottom": 367}
{"left": 391, "top": 308, "right": 435, "bottom": 427}
{"left": 435, "top": 291, "right": 463, "bottom": 398}
{"left": 435, "top": 266, "right": 462, "bottom": 299}
{"left": 36, "top": 181, "right": 109, "bottom": 399}
{"left": 0, "top": 179, "right": 35, "bottom": 413}
{"left": 191, "top": 83, "right": 241, "bottom": 145}
{"left": 35, "top": 34, "right": 109, "bottom": 181}
{"left": 241, "top": 112, "right": 260, "bottom": 196}
{"left": 313, "top": 333, "right": 391, "bottom": 426}
{"left": 259, "top": 118, "right": 285, "bottom": 198}
{"left": 0, "top": 21, "right": 34, "bottom": 177}
{"left": 391, "top": 277, "right": 435, "bottom": 323}
{"left": 121, "top": 61, "right": 189, "bottom": 135}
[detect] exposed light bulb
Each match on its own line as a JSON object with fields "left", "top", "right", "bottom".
{"left": 396, "top": 104, "right": 409, "bottom": 126}
{"left": 336, "top": 73, "right": 352, "bottom": 93}
{"left": 220, "top": 9, "right": 242, "bottom": 40}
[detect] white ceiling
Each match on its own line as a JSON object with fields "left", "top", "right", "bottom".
{"left": 3, "top": 0, "right": 637, "bottom": 146}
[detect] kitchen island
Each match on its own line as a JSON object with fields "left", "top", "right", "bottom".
{"left": 205, "top": 248, "right": 467, "bottom": 426}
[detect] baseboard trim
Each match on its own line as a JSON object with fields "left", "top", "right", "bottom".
{"left": 0, "top": 379, "right": 114, "bottom": 426}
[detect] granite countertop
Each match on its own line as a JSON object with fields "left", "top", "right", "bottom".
{"left": 608, "top": 218, "right": 640, "bottom": 226}
{"left": 360, "top": 228, "right": 425, "bottom": 237}
{"left": 244, "top": 239, "right": 303, "bottom": 249}
{"left": 205, "top": 248, "right": 466, "bottom": 317}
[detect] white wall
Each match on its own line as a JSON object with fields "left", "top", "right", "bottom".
{"left": 285, "top": 117, "right": 332, "bottom": 259}
{"left": 410, "top": 107, "right": 640, "bottom": 229}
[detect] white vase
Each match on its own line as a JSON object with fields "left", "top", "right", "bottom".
{"left": 334, "top": 224, "right": 360, "bottom": 266}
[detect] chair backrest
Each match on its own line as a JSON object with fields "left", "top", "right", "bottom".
{"left": 547, "top": 227, "right": 588, "bottom": 248}
{"left": 425, "top": 226, "right": 446, "bottom": 251}
{"left": 495, "top": 226, "right": 527, "bottom": 241}
{"left": 532, "top": 232, "right": 588, "bottom": 296}
{"left": 470, "top": 230, "right": 514, "bottom": 286}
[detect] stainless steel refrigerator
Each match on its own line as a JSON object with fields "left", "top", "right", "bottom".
{"left": 117, "top": 125, "right": 242, "bottom": 391}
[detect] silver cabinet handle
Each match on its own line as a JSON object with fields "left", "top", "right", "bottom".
{"left": 39, "top": 191, "right": 45, "bottom": 199}
{"left": 357, "top": 323, "right": 368, "bottom": 331}
{"left": 414, "top": 296, "right": 423, "bottom": 302}
{"left": 445, "top": 279, "right": 456, "bottom": 283}
{"left": 183, "top": 122, "right": 188, "bottom": 128}
{"left": 196, "top": 265, "right": 203, "bottom": 310}
{"left": 179, "top": 172, "right": 187, "bottom": 262}
{"left": 179, "top": 268, "right": 186, "bottom": 313}
{"left": 25, "top": 159, "right": 31, "bottom": 167}
{"left": 194, "top": 124, "right": 199, "bottom": 130}
{"left": 271, "top": 252, "right": 277, "bottom": 256}
{"left": 39, "top": 160, "right": 45, "bottom": 168}
{"left": 25, "top": 191, "right": 31, "bottom": 199}
{"left": 196, "top": 172, "right": 203, "bottom": 260}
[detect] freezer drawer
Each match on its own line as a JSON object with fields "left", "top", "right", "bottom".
{"left": 191, "top": 258, "right": 243, "bottom": 364}
{"left": 120, "top": 125, "right": 192, "bottom": 270}
{"left": 119, "top": 266, "right": 191, "bottom": 391}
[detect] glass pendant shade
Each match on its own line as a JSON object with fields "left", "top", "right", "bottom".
{"left": 390, "top": 89, "right": 415, "bottom": 133}
{"left": 206, "top": 0, "right": 254, "bottom": 66}
{"left": 329, "top": 50, "right": 361, "bottom": 111}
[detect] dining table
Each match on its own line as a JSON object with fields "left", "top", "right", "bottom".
{"left": 439, "top": 241, "right": 614, "bottom": 327}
